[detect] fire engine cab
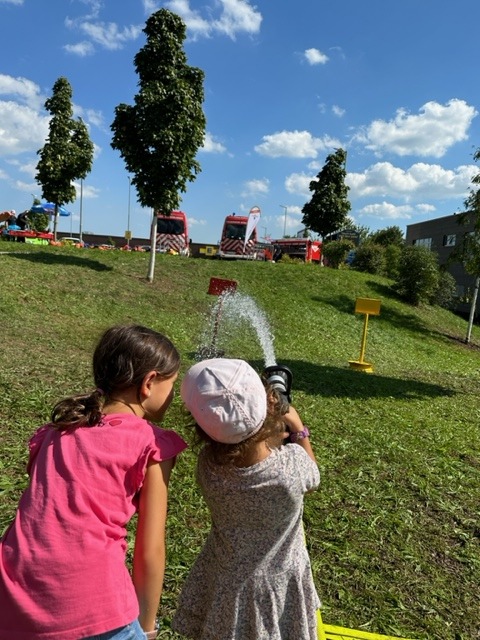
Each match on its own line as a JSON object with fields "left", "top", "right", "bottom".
{"left": 218, "top": 214, "right": 258, "bottom": 259}
{"left": 156, "top": 211, "right": 189, "bottom": 254}
{"left": 271, "top": 237, "right": 322, "bottom": 263}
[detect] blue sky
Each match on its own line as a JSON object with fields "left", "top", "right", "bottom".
{"left": 1, "top": 0, "right": 480, "bottom": 244}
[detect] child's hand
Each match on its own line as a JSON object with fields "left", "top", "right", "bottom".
{"left": 282, "top": 405, "right": 305, "bottom": 434}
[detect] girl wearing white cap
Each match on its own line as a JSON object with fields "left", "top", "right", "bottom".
{"left": 173, "top": 358, "right": 320, "bottom": 640}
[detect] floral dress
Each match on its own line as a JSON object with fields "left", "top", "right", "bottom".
{"left": 173, "top": 444, "right": 320, "bottom": 640}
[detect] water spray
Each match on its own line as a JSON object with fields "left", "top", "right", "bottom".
{"left": 197, "top": 278, "right": 293, "bottom": 414}
{"left": 197, "top": 277, "right": 238, "bottom": 359}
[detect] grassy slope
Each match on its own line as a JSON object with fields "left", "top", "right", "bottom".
{"left": 0, "top": 243, "right": 478, "bottom": 640}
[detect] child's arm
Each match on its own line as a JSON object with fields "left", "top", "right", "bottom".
{"left": 133, "top": 458, "right": 174, "bottom": 635}
{"left": 282, "top": 405, "right": 317, "bottom": 464}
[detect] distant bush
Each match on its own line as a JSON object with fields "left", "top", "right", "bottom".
{"left": 369, "top": 225, "right": 404, "bottom": 247}
{"left": 322, "top": 239, "right": 354, "bottom": 268}
{"left": 352, "top": 242, "right": 386, "bottom": 275}
{"left": 384, "top": 244, "right": 402, "bottom": 280}
{"left": 394, "top": 246, "right": 440, "bottom": 305}
{"left": 278, "top": 253, "right": 303, "bottom": 264}
{"left": 432, "top": 270, "right": 457, "bottom": 309}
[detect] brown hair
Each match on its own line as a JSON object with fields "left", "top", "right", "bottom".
{"left": 189, "top": 385, "right": 285, "bottom": 466}
{"left": 51, "top": 324, "right": 180, "bottom": 430}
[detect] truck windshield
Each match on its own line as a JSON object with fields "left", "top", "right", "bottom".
{"left": 157, "top": 217, "right": 185, "bottom": 235}
{"left": 224, "top": 223, "right": 246, "bottom": 240}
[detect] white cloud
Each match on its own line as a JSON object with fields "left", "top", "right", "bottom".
{"left": 165, "top": 0, "right": 262, "bottom": 39}
{"left": 77, "top": 21, "right": 142, "bottom": 50}
{"left": 285, "top": 161, "right": 480, "bottom": 209}
{"left": 0, "top": 74, "right": 44, "bottom": 110}
{"left": 188, "top": 217, "right": 207, "bottom": 226}
{"left": 143, "top": 0, "right": 158, "bottom": 14}
{"left": 201, "top": 132, "right": 227, "bottom": 153}
{"left": 357, "top": 202, "right": 413, "bottom": 220}
{"left": 0, "top": 101, "right": 49, "bottom": 155}
{"left": 355, "top": 99, "right": 477, "bottom": 158}
{"left": 274, "top": 211, "right": 301, "bottom": 232}
{"left": 416, "top": 203, "right": 436, "bottom": 213}
{"left": 332, "top": 105, "right": 345, "bottom": 118}
{"left": 242, "top": 178, "right": 269, "bottom": 197}
{"left": 165, "top": 0, "right": 212, "bottom": 38}
{"left": 84, "top": 109, "right": 104, "bottom": 129}
{"left": 347, "top": 161, "right": 479, "bottom": 200}
{"left": 74, "top": 181, "right": 100, "bottom": 199}
{"left": 213, "top": 0, "right": 262, "bottom": 38}
{"left": 285, "top": 172, "right": 311, "bottom": 196}
{"left": 255, "top": 130, "right": 341, "bottom": 158}
{"left": 64, "top": 41, "right": 95, "bottom": 57}
{"left": 304, "top": 48, "right": 329, "bottom": 65}
{"left": 0, "top": 0, "right": 23, "bottom": 4}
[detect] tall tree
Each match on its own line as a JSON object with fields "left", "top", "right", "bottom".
{"left": 36, "top": 77, "right": 94, "bottom": 241}
{"left": 369, "top": 225, "right": 405, "bottom": 247}
{"left": 111, "top": 9, "right": 206, "bottom": 282}
{"left": 454, "top": 149, "right": 480, "bottom": 342}
{"left": 301, "top": 148, "right": 351, "bottom": 240}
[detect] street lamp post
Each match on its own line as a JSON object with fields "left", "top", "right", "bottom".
{"left": 79, "top": 179, "right": 83, "bottom": 242}
{"left": 127, "top": 176, "right": 132, "bottom": 248}
{"left": 280, "top": 205, "right": 287, "bottom": 237}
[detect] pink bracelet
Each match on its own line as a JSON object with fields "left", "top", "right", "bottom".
{"left": 289, "top": 426, "right": 310, "bottom": 443}
{"left": 145, "top": 631, "right": 157, "bottom": 640}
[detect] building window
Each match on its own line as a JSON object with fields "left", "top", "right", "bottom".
{"left": 443, "top": 234, "right": 456, "bottom": 247}
{"left": 413, "top": 237, "right": 432, "bottom": 249}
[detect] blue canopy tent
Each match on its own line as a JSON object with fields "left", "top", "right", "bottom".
{"left": 30, "top": 203, "right": 71, "bottom": 217}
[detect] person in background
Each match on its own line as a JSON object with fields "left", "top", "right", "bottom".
{"left": 173, "top": 358, "right": 320, "bottom": 640}
{"left": 0, "top": 324, "right": 187, "bottom": 640}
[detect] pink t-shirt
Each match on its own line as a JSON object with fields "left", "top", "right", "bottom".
{"left": 0, "top": 414, "right": 187, "bottom": 640}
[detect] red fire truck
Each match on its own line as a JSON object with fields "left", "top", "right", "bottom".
{"left": 155, "top": 210, "right": 189, "bottom": 254}
{"left": 271, "top": 237, "right": 322, "bottom": 263}
{"left": 218, "top": 214, "right": 258, "bottom": 259}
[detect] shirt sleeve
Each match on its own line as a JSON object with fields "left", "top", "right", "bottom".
{"left": 26, "top": 425, "right": 50, "bottom": 475}
{"left": 149, "top": 427, "right": 188, "bottom": 463}
{"left": 133, "top": 425, "right": 188, "bottom": 495}
{"left": 286, "top": 443, "right": 320, "bottom": 493}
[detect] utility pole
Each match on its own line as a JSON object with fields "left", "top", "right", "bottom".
{"left": 79, "top": 179, "right": 83, "bottom": 242}
{"left": 126, "top": 176, "right": 132, "bottom": 248}
{"left": 280, "top": 205, "right": 287, "bottom": 237}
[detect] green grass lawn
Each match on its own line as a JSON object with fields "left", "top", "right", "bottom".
{"left": 0, "top": 242, "right": 479, "bottom": 640}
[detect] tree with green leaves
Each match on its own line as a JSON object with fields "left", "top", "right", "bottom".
{"left": 394, "top": 246, "right": 440, "bottom": 306}
{"left": 343, "top": 216, "right": 370, "bottom": 244}
{"left": 322, "top": 238, "right": 354, "bottom": 268}
{"left": 369, "top": 225, "right": 404, "bottom": 247}
{"left": 453, "top": 149, "right": 480, "bottom": 341}
{"left": 111, "top": 9, "right": 206, "bottom": 282}
{"left": 301, "top": 148, "right": 351, "bottom": 240}
{"left": 35, "top": 77, "right": 94, "bottom": 241}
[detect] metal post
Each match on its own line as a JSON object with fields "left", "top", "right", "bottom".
{"left": 280, "top": 205, "right": 287, "bottom": 237}
{"left": 127, "top": 176, "right": 131, "bottom": 248}
{"left": 359, "top": 314, "right": 370, "bottom": 363}
{"left": 79, "top": 179, "right": 83, "bottom": 242}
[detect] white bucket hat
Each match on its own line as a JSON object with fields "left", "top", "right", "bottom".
{"left": 181, "top": 358, "right": 267, "bottom": 444}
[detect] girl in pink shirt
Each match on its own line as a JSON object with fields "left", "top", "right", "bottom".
{"left": 0, "top": 324, "right": 187, "bottom": 640}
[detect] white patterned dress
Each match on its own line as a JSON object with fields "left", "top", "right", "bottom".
{"left": 172, "top": 444, "right": 320, "bottom": 640}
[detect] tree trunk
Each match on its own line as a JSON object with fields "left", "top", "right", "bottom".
{"left": 466, "top": 275, "right": 480, "bottom": 343}
{"left": 146, "top": 209, "right": 156, "bottom": 283}
{"left": 53, "top": 206, "right": 58, "bottom": 242}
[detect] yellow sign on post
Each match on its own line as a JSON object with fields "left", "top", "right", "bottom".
{"left": 349, "top": 298, "right": 381, "bottom": 373}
